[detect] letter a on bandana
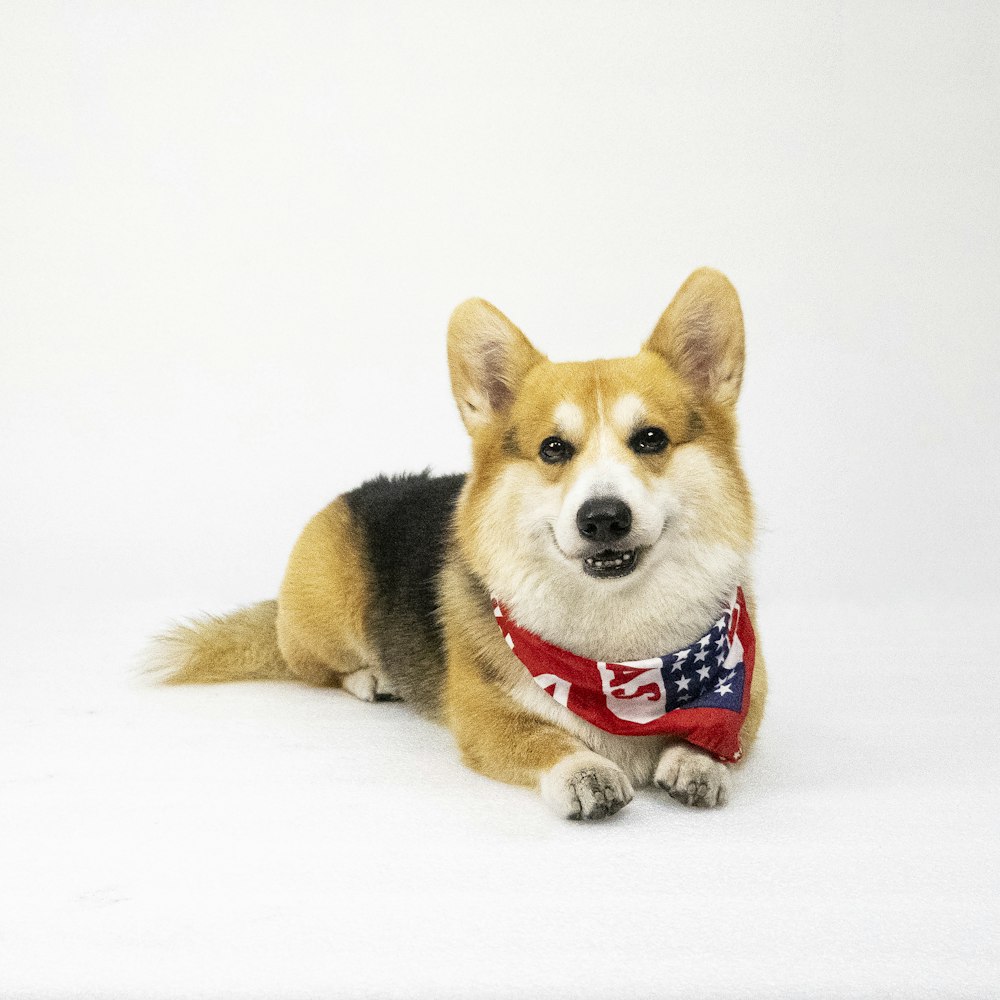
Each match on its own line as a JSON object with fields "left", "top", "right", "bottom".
{"left": 493, "top": 588, "right": 756, "bottom": 762}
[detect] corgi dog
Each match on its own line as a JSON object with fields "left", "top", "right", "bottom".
{"left": 152, "top": 268, "right": 766, "bottom": 820}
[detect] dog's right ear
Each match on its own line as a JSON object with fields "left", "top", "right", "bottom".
{"left": 447, "top": 298, "right": 545, "bottom": 434}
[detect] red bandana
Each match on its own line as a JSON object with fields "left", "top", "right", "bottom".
{"left": 493, "top": 588, "right": 756, "bottom": 762}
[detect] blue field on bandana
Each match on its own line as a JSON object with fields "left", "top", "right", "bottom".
{"left": 658, "top": 613, "right": 746, "bottom": 712}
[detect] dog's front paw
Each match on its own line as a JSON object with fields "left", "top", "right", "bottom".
{"left": 540, "top": 751, "right": 634, "bottom": 820}
{"left": 655, "top": 744, "right": 731, "bottom": 808}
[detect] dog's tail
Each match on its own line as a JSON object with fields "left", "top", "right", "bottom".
{"left": 145, "top": 600, "right": 291, "bottom": 684}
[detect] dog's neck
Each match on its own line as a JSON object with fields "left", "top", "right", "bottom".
{"left": 486, "top": 541, "right": 749, "bottom": 663}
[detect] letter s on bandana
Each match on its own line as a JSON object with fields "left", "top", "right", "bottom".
{"left": 493, "top": 588, "right": 756, "bottom": 762}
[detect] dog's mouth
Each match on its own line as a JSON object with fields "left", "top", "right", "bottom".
{"left": 582, "top": 547, "right": 639, "bottom": 579}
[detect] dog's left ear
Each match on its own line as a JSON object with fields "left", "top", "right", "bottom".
{"left": 643, "top": 268, "right": 745, "bottom": 408}
{"left": 448, "top": 298, "right": 546, "bottom": 434}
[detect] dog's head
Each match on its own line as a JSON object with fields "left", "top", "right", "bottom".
{"left": 448, "top": 269, "right": 755, "bottom": 659}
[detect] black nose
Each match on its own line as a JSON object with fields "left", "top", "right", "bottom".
{"left": 576, "top": 497, "right": 632, "bottom": 544}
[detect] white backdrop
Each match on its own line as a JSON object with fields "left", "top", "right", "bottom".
{"left": 2, "top": 4, "right": 998, "bottom": 999}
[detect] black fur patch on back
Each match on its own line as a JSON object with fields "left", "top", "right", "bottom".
{"left": 343, "top": 471, "right": 465, "bottom": 718}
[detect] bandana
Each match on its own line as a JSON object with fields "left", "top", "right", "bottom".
{"left": 492, "top": 587, "right": 756, "bottom": 762}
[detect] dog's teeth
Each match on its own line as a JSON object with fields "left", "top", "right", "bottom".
{"left": 585, "top": 551, "right": 637, "bottom": 573}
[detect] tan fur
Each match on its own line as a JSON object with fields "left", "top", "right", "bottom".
{"left": 152, "top": 600, "right": 287, "bottom": 684}
{"left": 438, "top": 556, "right": 583, "bottom": 784}
{"left": 276, "top": 498, "right": 376, "bottom": 686}
{"left": 151, "top": 498, "right": 378, "bottom": 691}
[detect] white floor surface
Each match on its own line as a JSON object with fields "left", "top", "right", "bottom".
{"left": 2, "top": 598, "right": 996, "bottom": 999}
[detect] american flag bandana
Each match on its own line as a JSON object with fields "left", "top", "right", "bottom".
{"left": 492, "top": 588, "right": 756, "bottom": 762}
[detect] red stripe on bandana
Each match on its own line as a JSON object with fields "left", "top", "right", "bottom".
{"left": 493, "top": 588, "right": 756, "bottom": 762}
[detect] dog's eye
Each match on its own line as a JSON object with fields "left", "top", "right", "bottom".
{"left": 539, "top": 436, "right": 574, "bottom": 464}
{"left": 629, "top": 426, "right": 669, "bottom": 454}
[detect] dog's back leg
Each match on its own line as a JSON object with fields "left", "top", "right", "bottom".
{"left": 277, "top": 497, "right": 396, "bottom": 701}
